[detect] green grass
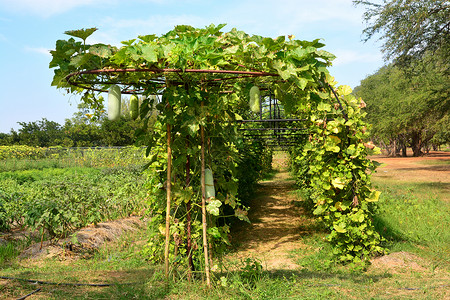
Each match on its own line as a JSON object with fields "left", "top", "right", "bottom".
{"left": 372, "top": 180, "right": 450, "bottom": 268}
{"left": 0, "top": 241, "right": 19, "bottom": 264}
{"left": 1, "top": 227, "right": 448, "bottom": 299}
{"left": 0, "top": 147, "right": 148, "bottom": 172}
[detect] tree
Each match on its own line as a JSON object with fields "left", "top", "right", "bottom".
{"left": 16, "top": 118, "right": 64, "bottom": 147}
{"left": 354, "top": 0, "right": 450, "bottom": 67}
{"left": 353, "top": 57, "right": 449, "bottom": 156}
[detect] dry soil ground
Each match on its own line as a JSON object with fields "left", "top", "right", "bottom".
{"left": 226, "top": 152, "right": 306, "bottom": 270}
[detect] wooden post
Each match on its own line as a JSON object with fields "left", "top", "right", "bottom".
{"left": 164, "top": 122, "right": 172, "bottom": 280}
{"left": 200, "top": 121, "right": 211, "bottom": 287}
{"left": 185, "top": 137, "right": 194, "bottom": 281}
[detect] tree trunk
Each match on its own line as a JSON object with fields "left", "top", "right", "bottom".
{"left": 411, "top": 131, "right": 423, "bottom": 157}
{"left": 393, "top": 139, "right": 398, "bottom": 157}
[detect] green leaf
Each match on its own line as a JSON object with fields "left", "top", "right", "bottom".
{"left": 206, "top": 199, "right": 222, "bottom": 216}
{"left": 89, "top": 44, "right": 112, "bottom": 58}
{"left": 329, "top": 135, "right": 341, "bottom": 144}
{"left": 187, "top": 123, "right": 199, "bottom": 137}
{"left": 331, "top": 178, "right": 347, "bottom": 189}
{"left": 366, "top": 190, "right": 381, "bottom": 202}
{"left": 141, "top": 44, "right": 159, "bottom": 62}
{"left": 317, "top": 102, "right": 332, "bottom": 111}
{"left": 337, "top": 85, "right": 352, "bottom": 96}
{"left": 325, "top": 145, "right": 340, "bottom": 153}
{"left": 69, "top": 53, "right": 93, "bottom": 67}
{"left": 313, "top": 205, "right": 325, "bottom": 215}
{"left": 235, "top": 207, "right": 249, "bottom": 222}
{"left": 138, "top": 34, "right": 157, "bottom": 43}
{"left": 207, "top": 227, "right": 221, "bottom": 238}
{"left": 334, "top": 223, "right": 347, "bottom": 233}
{"left": 234, "top": 113, "right": 243, "bottom": 121}
{"left": 64, "top": 28, "right": 98, "bottom": 41}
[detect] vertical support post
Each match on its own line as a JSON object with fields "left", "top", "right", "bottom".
{"left": 185, "top": 137, "right": 194, "bottom": 281}
{"left": 164, "top": 121, "right": 172, "bottom": 280}
{"left": 200, "top": 103, "right": 211, "bottom": 287}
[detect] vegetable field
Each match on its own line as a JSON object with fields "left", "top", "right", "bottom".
{"left": 0, "top": 146, "right": 151, "bottom": 239}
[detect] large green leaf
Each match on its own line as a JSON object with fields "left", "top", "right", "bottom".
{"left": 331, "top": 178, "right": 347, "bottom": 189}
{"left": 140, "top": 44, "right": 159, "bottom": 63}
{"left": 206, "top": 199, "right": 222, "bottom": 216}
{"left": 334, "top": 223, "right": 347, "bottom": 233}
{"left": 89, "top": 44, "right": 112, "bottom": 58}
{"left": 366, "top": 190, "right": 381, "bottom": 202}
{"left": 64, "top": 28, "right": 98, "bottom": 41}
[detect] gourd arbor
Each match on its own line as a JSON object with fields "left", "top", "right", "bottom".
{"left": 50, "top": 24, "right": 384, "bottom": 283}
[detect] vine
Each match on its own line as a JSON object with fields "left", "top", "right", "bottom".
{"left": 49, "top": 24, "right": 384, "bottom": 280}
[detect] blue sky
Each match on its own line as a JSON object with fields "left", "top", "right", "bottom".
{"left": 0, "top": 0, "right": 384, "bottom": 134}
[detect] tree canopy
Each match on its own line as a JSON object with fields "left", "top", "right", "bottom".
{"left": 354, "top": 0, "right": 450, "bottom": 67}
{"left": 353, "top": 56, "right": 450, "bottom": 156}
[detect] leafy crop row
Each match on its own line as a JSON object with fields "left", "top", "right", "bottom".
{"left": 0, "top": 167, "right": 148, "bottom": 238}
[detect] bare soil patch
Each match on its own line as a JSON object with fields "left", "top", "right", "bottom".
{"left": 372, "top": 151, "right": 450, "bottom": 182}
{"left": 371, "top": 151, "right": 450, "bottom": 201}
{"left": 227, "top": 153, "right": 309, "bottom": 270}
{"left": 18, "top": 217, "right": 145, "bottom": 261}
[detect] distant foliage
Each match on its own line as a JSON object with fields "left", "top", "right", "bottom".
{"left": 353, "top": 59, "right": 449, "bottom": 156}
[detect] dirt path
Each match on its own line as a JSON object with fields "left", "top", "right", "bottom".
{"left": 371, "top": 151, "right": 450, "bottom": 201}
{"left": 227, "top": 153, "right": 307, "bottom": 270}
{"left": 372, "top": 151, "right": 450, "bottom": 183}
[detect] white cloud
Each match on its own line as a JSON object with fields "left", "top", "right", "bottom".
{"left": 217, "top": 0, "right": 366, "bottom": 37}
{"left": 24, "top": 46, "right": 51, "bottom": 56}
{"left": 0, "top": 0, "right": 110, "bottom": 18}
{"left": 94, "top": 14, "right": 210, "bottom": 46}
{"left": 332, "top": 49, "right": 382, "bottom": 66}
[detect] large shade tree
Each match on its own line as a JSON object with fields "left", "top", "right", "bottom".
{"left": 354, "top": 57, "right": 449, "bottom": 156}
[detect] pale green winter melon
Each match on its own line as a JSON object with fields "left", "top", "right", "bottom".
{"left": 205, "top": 168, "right": 215, "bottom": 198}
{"left": 249, "top": 85, "right": 261, "bottom": 113}
{"left": 108, "top": 85, "right": 121, "bottom": 121}
{"left": 129, "top": 95, "right": 139, "bottom": 120}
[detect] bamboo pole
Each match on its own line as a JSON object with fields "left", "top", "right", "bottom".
{"left": 200, "top": 121, "right": 211, "bottom": 287}
{"left": 164, "top": 122, "right": 172, "bottom": 280}
{"left": 185, "top": 137, "right": 194, "bottom": 281}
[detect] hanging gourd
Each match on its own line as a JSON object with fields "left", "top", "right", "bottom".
{"left": 129, "top": 94, "right": 139, "bottom": 120}
{"left": 108, "top": 84, "right": 121, "bottom": 121}
{"left": 205, "top": 168, "right": 215, "bottom": 198}
{"left": 249, "top": 85, "right": 261, "bottom": 114}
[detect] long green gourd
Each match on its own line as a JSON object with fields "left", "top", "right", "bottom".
{"left": 130, "top": 95, "right": 139, "bottom": 120}
{"left": 108, "top": 85, "right": 121, "bottom": 121}
{"left": 205, "top": 168, "right": 215, "bottom": 198}
{"left": 249, "top": 85, "right": 261, "bottom": 114}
